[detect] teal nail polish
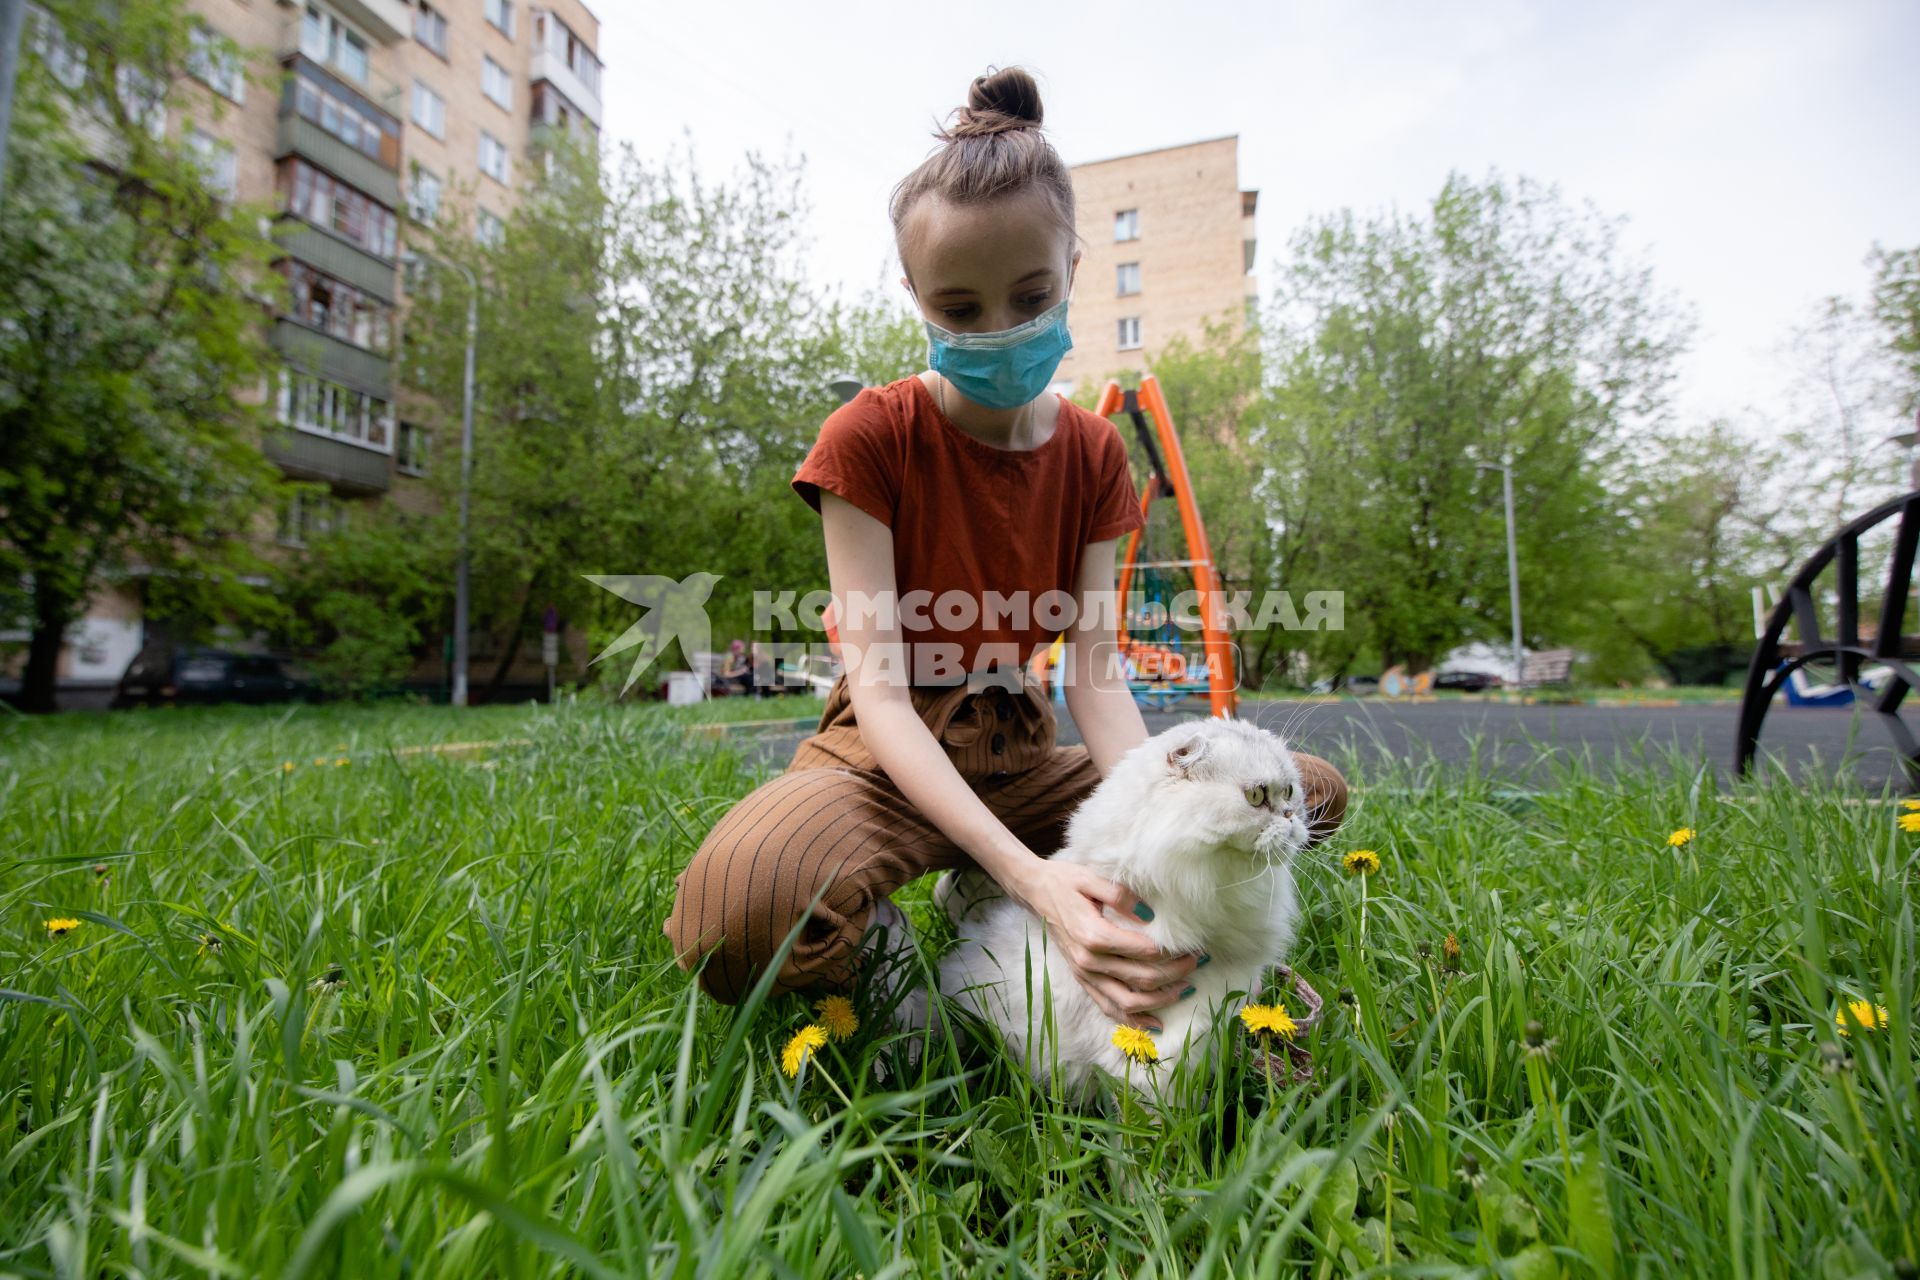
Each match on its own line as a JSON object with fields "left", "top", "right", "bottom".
{"left": 1195, "top": 953, "right": 1212, "bottom": 968}
{"left": 1180, "top": 985, "right": 1196, "bottom": 999}
{"left": 1133, "top": 902, "right": 1155, "bottom": 922}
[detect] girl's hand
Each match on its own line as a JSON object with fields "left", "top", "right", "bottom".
{"left": 1014, "top": 858, "right": 1201, "bottom": 1032}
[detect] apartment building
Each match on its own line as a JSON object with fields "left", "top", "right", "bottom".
{"left": 181, "top": 0, "right": 602, "bottom": 521}
{"left": 15, "top": 0, "right": 603, "bottom": 702}
{"left": 1053, "top": 135, "right": 1258, "bottom": 393}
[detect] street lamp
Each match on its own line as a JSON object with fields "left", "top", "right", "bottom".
{"left": 402, "top": 250, "right": 479, "bottom": 707}
{"left": 828, "top": 374, "right": 864, "bottom": 406}
{"left": 1477, "top": 458, "right": 1524, "bottom": 695}
{"left": 1882, "top": 409, "right": 1920, "bottom": 491}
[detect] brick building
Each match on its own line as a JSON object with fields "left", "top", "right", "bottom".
{"left": 15, "top": 0, "right": 603, "bottom": 703}
{"left": 1053, "top": 134, "right": 1259, "bottom": 394}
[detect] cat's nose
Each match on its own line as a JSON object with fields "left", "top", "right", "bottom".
{"left": 1282, "top": 808, "right": 1294, "bottom": 820}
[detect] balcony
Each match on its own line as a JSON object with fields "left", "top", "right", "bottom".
{"left": 276, "top": 116, "right": 400, "bottom": 207}
{"left": 329, "top": 0, "right": 409, "bottom": 46}
{"left": 271, "top": 319, "right": 391, "bottom": 400}
{"left": 529, "top": 12, "right": 603, "bottom": 128}
{"left": 262, "top": 425, "right": 392, "bottom": 494}
{"left": 277, "top": 17, "right": 404, "bottom": 111}
{"left": 272, "top": 218, "right": 396, "bottom": 301}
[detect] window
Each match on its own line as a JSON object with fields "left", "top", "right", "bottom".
{"left": 485, "top": 0, "right": 515, "bottom": 39}
{"left": 1114, "top": 208, "right": 1140, "bottom": 241}
{"left": 533, "top": 10, "right": 601, "bottom": 100}
{"left": 293, "top": 70, "right": 393, "bottom": 163}
{"left": 186, "top": 128, "right": 238, "bottom": 199}
{"left": 279, "top": 159, "right": 397, "bottom": 259}
{"left": 187, "top": 24, "right": 245, "bottom": 102}
{"left": 1118, "top": 317, "right": 1141, "bottom": 350}
{"left": 29, "top": 7, "right": 87, "bottom": 90}
{"left": 284, "top": 261, "right": 394, "bottom": 353}
{"left": 279, "top": 489, "right": 347, "bottom": 547}
{"left": 300, "top": 4, "right": 369, "bottom": 85}
{"left": 475, "top": 208, "right": 504, "bottom": 247}
{"left": 1116, "top": 262, "right": 1141, "bottom": 296}
{"left": 414, "top": 3, "right": 448, "bottom": 57}
{"left": 477, "top": 132, "right": 510, "bottom": 184}
{"left": 410, "top": 80, "right": 445, "bottom": 138}
{"left": 408, "top": 165, "right": 441, "bottom": 223}
{"left": 115, "top": 64, "right": 167, "bottom": 138}
{"left": 397, "top": 423, "right": 430, "bottom": 476}
{"left": 279, "top": 370, "right": 393, "bottom": 451}
{"left": 481, "top": 56, "right": 512, "bottom": 110}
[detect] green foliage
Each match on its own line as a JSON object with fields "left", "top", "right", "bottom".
{"left": 1594, "top": 421, "right": 1778, "bottom": 685}
{"left": 1263, "top": 171, "right": 1693, "bottom": 674}
{"left": 1869, "top": 243, "right": 1920, "bottom": 415}
{"left": 0, "top": 706, "right": 1914, "bottom": 1273}
{"left": 282, "top": 501, "right": 443, "bottom": 697}
{"left": 0, "top": 0, "right": 286, "bottom": 710}
{"left": 388, "top": 135, "right": 919, "bottom": 691}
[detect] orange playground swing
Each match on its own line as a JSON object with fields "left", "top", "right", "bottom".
{"left": 1031, "top": 375, "right": 1238, "bottom": 718}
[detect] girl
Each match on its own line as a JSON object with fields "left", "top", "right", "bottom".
{"left": 663, "top": 67, "right": 1348, "bottom": 1034}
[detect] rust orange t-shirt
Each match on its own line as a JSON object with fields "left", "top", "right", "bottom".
{"left": 791, "top": 375, "right": 1146, "bottom": 683}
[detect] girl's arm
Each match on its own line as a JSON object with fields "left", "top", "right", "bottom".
{"left": 820, "top": 493, "right": 1195, "bottom": 1030}
{"left": 1060, "top": 536, "right": 1150, "bottom": 775}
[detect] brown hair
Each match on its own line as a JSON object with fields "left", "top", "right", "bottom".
{"left": 890, "top": 67, "right": 1081, "bottom": 284}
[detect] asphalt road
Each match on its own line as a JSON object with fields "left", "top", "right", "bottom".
{"left": 742, "top": 696, "right": 1908, "bottom": 793}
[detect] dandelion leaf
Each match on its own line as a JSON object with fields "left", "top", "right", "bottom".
{"left": 1567, "top": 1133, "right": 1618, "bottom": 1279}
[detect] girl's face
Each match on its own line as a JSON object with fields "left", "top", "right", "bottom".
{"left": 900, "top": 187, "right": 1081, "bottom": 336}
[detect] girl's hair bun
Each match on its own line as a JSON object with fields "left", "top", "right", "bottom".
{"left": 943, "top": 66, "right": 1043, "bottom": 140}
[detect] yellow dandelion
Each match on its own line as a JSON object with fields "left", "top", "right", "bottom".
{"left": 1111, "top": 1024, "right": 1159, "bottom": 1063}
{"left": 282, "top": 761, "right": 295, "bottom": 773}
{"left": 1899, "top": 813, "right": 1920, "bottom": 833}
{"left": 1342, "top": 849, "right": 1381, "bottom": 876}
{"left": 1835, "top": 1000, "right": 1890, "bottom": 1037}
{"left": 1238, "top": 1002, "right": 1299, "bottom": 1039}
{"left": 313, "top": 756, "right": 327, "bottom": 766}
{"left": 334, "top": 757, "right": 349, "bottom": 767}
{"left": 813, "top": 995, "right": 858, "bottom": 1042}
{"left": 44, "top": 917, "right": 80, "bottom": 939}
{"left": 1901, "top": 799, "right": 1920, "bottom": 811}
{"left": 1667, "top": 827, "right": 1696, "bottom": 847}
{"left": 781, "top": 1024, "right": 829, "bottom": 1078}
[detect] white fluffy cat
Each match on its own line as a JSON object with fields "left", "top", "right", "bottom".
{"left": 937, "top": 715, "right": 1310, "bottom": 1100}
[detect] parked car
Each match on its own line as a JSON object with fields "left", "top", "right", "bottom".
{"left": 114, "top": 648, "right": 317, "bottom": 708}
{"left": 1434, "top": 670, "right": 1503, "bottom": 692}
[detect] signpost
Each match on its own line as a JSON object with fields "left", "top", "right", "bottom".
{"left": 542, "top": 606, "right": 559, "bottom": 703}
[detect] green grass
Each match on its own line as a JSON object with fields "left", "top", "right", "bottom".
{"left": 1, "top": 703, "right": 1914, "bottom": 1277}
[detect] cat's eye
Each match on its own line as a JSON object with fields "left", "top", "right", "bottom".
{"left": 1245, "top": 785, "right": 1270, "bottom": 809}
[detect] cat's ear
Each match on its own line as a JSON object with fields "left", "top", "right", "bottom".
{"left": 1166, "top": 732, "right": 1210, "bottom": 777}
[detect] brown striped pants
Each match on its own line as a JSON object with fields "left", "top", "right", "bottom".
{"left": 662, "top": 675, "right": 1349, "bottom": 1004}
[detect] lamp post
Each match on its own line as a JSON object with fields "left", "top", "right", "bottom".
{"left": 1478, "top": 458, "right": 1524, "bottom": 695}
{"left": 0, "top": 0, "right": 26, "bottom": 205}
{"left": 1883, "top": 410, "right": 1920, "bottom": 491}
{"left": 403, "top": 250, "right": 478, "bottom": 707}
{"left": 828, "top": 374, "right": 864, "bottom": 406}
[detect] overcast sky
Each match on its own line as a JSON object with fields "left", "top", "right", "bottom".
{"left": 597, "top": 0, "right": 1919, "bottom": 428}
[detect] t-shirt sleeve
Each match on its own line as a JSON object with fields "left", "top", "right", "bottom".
{"left": 1085, "top": 423, "right": 1146, "bottom": 544}
{"left": 791, "top": 393, "right": 899, "bottom": 528}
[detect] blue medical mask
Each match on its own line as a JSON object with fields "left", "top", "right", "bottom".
{"left": 920, "top": 294, "right": 1075, "bottom": 411}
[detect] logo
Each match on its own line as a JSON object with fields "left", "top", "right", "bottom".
{"left": 584, "top": 572, "right": 722, "bottom": 695}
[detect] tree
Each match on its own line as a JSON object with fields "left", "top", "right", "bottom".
{"left": 382, "top": 133, "right": 877, "bottom": 694}
{"left": 0, "top": 0, "right": 285, "bottom": 712}
{"left": 1599, "top": 422, "right": 1779, "bottom": 684}
{"left": 1262, "top": 171, "right": 1692, "bottom": 674}
{"left": 1869, "top": 243, "right": 1920, "bottom": 416}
